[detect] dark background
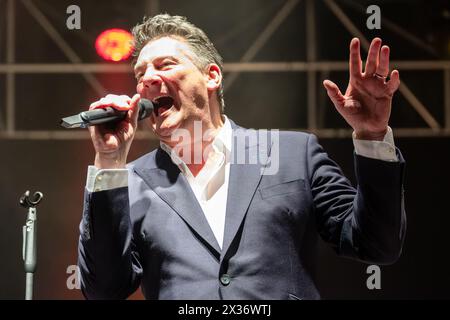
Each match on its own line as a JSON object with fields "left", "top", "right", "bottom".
{"left": 0, "top": 0, "right": 449, "bottom": 299}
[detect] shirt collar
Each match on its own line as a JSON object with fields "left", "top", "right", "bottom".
{"left": 211, "top": 115, "right": 232, "bottom": 156}
{"left": 160, "top": 115, "right": 232, "bottom": 174}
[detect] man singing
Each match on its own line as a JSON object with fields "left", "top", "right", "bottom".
{"left": 78, "top": 14, "right": 406, "bottom": 299}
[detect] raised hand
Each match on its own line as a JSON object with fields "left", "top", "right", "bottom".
{"left": 323, "top": 37, "right": 400, "bottom": 141}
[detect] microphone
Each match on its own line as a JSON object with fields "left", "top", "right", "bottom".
{"left": 60, "top": 98, "right": 154, "bottom": 129}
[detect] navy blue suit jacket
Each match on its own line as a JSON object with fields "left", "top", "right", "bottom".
{"left": 78, "top": 120, "right": 406, "bottom": 299}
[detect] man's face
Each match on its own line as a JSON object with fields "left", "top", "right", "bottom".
{"left": 134, "top": 36, "right": 213, "bottom": 144}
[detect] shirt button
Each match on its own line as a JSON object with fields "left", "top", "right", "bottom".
{"left": 96, "top": 175, "right": 102, "bottom": 181}
{"left": 220, "top": 274, "right": 231, "bottom": 286}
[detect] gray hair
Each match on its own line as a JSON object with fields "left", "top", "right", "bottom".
{"left": 132, "top": 14, "right": 225, "bottom": 112}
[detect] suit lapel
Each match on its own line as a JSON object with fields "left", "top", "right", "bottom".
{"left": 133, "top": 148, "right": 222, "bottom": 257}
{"left": 131, "top": 121, "right": 272, "bottom": 260}
{"left": 221, "top": 125, "right": 270, "bottom": 257}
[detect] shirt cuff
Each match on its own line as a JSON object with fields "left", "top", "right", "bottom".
{"left": 352, "top": 126, "right": 398, "bottom": 162}
{"left": 86, "top": 165, "right": 129, "bottom": 192}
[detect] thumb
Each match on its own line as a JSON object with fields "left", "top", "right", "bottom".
{"left": 128, "top": 93, "right": 141, "bottom": 125}
{"left": 323, "top": 80, "right": 345, "bottom": 112}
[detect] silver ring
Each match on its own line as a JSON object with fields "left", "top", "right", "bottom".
{"left": 373, "top": 72, "right": 387, "bottom": 79}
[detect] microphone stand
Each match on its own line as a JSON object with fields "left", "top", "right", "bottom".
{"left": 19, "top": 190, "right": 43, "bottom": 300}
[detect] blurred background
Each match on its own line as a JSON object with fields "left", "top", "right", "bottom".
{"left": 0, "top": 0, "right": 449, "bottom": 299}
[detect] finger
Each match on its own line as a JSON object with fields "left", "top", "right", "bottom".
{"left": 89, "top": 122, "right": 115, "bottom": 150}
{"left": 119, "top": 95, "right": 132, "bottom": 103}
{"left": 364, "top": 37, "right": 382, "bottom": 76}
{"left": 89, "top": 100, "right": 102, "bottom": 110}
{"left": 91, "top": 96, "right": 131, "bottom": 111}
{"left": 387, "top": 70, "right": 400, "bottom": 94}
{"left": 115, "top": 94, "right": 141, "bottom": 141}
{"left": 323, "top": 80, "right": 345, "bottom": 111}
{"left": 128, "top": 93, "right": 141, "bottom": 124}
{"left": 101, "top": 97, "right": 130, "bottom": 110}
{"left": 105, "top": 94, "right": 131, "bottom": 103}
{"left": 349, "top": 38, "right": 362, "bottom": 80}
{"left": 96, "top": 132, "right": 120, "bottom": 151}
{"left": 376, "top": 45, "right": 390, "bottom": 77}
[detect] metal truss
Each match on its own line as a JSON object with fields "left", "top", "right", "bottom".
{"left": 1, "top": 0, "right": 449, "bottom": 140}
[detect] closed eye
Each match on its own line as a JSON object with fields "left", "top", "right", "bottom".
{"left": 158, "top": 59, "right": 177, "bottom": 69}
{"left": 135, "top": 72, "right": 143, "bottom": 80}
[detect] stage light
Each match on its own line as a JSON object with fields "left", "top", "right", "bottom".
{"left": 95, "top": 28, "right": 133, "bottom": 62}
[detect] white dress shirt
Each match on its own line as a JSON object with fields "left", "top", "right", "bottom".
{"left": 86, "top": 119, "right": 398, "bottom": 249}
{"left": 159, "top": 117, "right": 232, "bottom": 248}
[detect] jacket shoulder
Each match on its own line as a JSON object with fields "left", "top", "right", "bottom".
{"left": 277, "top": 130, "right": 311, "bottom": 142}
{"left": 272, "top": 130, "right": 313, "bottom": 150}
{"left": 127, "top": 148, "right": 158, "bottom": 171}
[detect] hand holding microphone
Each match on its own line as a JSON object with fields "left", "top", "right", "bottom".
{"left": 65, "top": 94, "right": 150, "bottom": 169}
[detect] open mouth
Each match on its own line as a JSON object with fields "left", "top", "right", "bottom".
{"left": 153, "top": 96, "right": 175, "bottom": 116}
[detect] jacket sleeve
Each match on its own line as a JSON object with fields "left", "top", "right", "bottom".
{"left": 77, "top": 187, "right": 142, "bottom": 299}
{"left": 306, "top": 134, "right": 406, "bottom": 264}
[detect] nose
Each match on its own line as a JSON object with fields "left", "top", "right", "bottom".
{"left": 142, "top": 70, "right": 163, "bottom": 89}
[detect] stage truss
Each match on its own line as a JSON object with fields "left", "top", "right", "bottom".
{"left": 0, "top": 0, "right": 449, "bottom": 140}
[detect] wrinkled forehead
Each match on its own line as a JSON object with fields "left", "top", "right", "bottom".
{"left": 135, "top": 36, "right": 197, "bottom": 68}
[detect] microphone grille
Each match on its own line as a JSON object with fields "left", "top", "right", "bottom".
{"left": 138, "top": 98, "right": 154, "bottom": 120}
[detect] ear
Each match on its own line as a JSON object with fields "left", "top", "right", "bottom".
{"left": 205, "top": 64, "right": 222, "bottom": 92}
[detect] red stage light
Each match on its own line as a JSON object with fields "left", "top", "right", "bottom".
{"left": 95, "top": 28, "right": 134, "bottom": 62}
